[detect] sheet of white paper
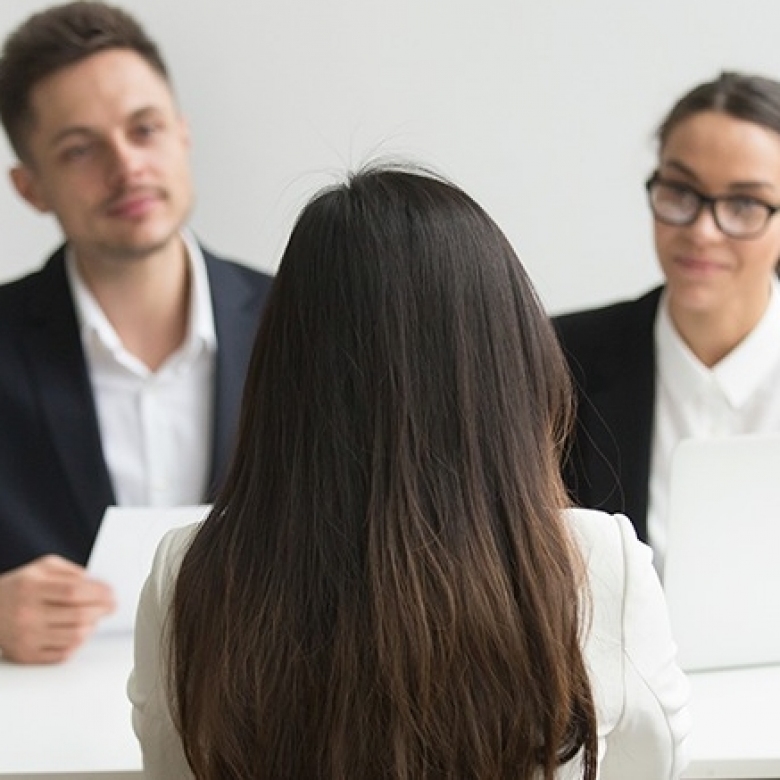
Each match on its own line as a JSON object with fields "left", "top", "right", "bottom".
{"left": 87, "top": 504, "right": 211, "bottom": 635}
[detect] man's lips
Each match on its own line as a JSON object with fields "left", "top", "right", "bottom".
{"left": 104, "top": 190, "right": 164, "bottom": 219}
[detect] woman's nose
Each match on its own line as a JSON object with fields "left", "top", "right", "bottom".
{"left": 686, "top": 202, "right": 725, "bottom": 241}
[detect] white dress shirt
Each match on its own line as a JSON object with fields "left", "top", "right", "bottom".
{"left": 65, "top": 232, "right": 217, "bottom": 507}
{"left": 128, "top": 509, "right": 690, "bottom": 780}
{"left": 649, "top": 279, "right": 780, "bottom": 574}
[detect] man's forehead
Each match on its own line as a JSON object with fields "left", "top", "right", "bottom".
{"left": 25, "top": 56, "right": 176, "bottom": 139}
{"left": 29, "top": 49, "right": 174, "bottom": 117}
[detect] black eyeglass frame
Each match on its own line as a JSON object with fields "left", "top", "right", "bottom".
{"left": 645, "top": 172, "right": 780, "bottom": 239}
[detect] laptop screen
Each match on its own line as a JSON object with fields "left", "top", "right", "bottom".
{"left": 663, "top": 434, "right": 780, "bottom": 672}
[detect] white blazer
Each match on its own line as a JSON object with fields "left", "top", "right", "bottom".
{"left": 128, "top": 508, "right": 690, "bottom": 779}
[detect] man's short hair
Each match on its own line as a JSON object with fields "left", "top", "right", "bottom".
{"left": 0, "top": 0, "right": 170, "bottom": 161}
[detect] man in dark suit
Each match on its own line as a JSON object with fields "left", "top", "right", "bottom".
{"left": 0, "top": 2, "right": 272, "bottom": 662}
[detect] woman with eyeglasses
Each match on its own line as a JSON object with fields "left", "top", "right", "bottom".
{"left": 555, "top": 72, "right": 780, "bottom": 573}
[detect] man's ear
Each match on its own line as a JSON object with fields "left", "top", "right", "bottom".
{"left": 9, "top": 164, "right": 51, "bottom": 213}
{"left": 178, "top": 113, "right": 191, "bottom": 150}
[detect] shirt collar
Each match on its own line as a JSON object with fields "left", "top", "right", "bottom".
{"left": 714, "top": 277, "right": 780, "bottom": 407}
{"left": 65, "top": 230, "right": 217, "bottom": 369}
{"left": 180, "top": 230, "right": 218, "bottom": 354}
{"left": 655, "top": 294, "right": 709, "bottom": 408}
{"left": 655, "top": 278, "right": 780, "bottom": 410}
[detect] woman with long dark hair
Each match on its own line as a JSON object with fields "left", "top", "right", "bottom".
{"left": 129, "top": 167, "right": 689, "bottom": 779}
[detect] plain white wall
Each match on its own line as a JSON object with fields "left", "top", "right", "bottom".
{"left": 3, "top": 0, "right": 780, "bottom": 313}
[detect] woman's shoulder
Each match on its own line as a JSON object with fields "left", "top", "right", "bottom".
{"left": 564, "top": 506, "right": 638, "bottom": 555}
{"left": 553, "top": 288, "right": 663, "bottom": 332}
{"left": 553, "top": 288, "right": 663, "bottom": 360}
{"left": 157, "top": 523, "right": 201, "bottom": 563}
{"left": 145, "top": 522, "right": 203, "bottom": 605}
{"left": 563, "top": 507, "right": 656, "bottom": 606}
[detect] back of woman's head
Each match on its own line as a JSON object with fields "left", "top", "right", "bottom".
{"left": 658, "top": 71, "right": 780, "bottom": 149}
{"left": 173, "top": 166, "right": 596, "bottom": 780}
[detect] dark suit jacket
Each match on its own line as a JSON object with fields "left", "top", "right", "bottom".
{"left": 553, "top": 288, "right": 662, "bottom": 542}
{"left": 0, "top": 245, "right": 273, "bottom": 573}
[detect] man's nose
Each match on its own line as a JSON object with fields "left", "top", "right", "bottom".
{"left": 106, "top": 138, "right": 144, "bottom": 185}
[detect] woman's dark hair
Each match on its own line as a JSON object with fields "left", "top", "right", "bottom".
{"left": 0, "top": 1, "right": 169, "bottom": 160}
{"left": 657, "top": 71, "right": 780, "bottom": 149}
{"left": 171, "top": 166, "right": 597, "bottom": 780}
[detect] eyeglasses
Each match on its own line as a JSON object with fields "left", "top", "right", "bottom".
{"left": 645, "top": 173, "right": 780, "bottom": 239}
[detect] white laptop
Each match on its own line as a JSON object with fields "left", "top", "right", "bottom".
{"left": 664, "top": 434, "right": 780, "bottom": 672}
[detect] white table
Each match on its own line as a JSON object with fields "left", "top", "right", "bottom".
{"left": 1, "top": 637, "right": 778, "bottom": 779}
{"left": 0, "top": 634, "right": 141, "bottom": 779}
{"left": 683, "top": 664, "right": 780, "bottom": 779}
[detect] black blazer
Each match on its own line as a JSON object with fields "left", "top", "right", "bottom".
{"left": 553, "top": 288, "right": 663, "bottom": 542}
{"left": 0, "top": 245, "right": 273, "bottom": 573}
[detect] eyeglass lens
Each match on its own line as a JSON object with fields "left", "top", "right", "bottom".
{"left": 649, "top": 180, "right": 771, "bottom": 237}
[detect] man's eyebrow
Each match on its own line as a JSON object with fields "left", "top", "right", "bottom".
{"left": 48, "top": 126, "right": 94, "bottom": 149}
{"left": 128, "top": 106, "right": 165, "bottom": 121}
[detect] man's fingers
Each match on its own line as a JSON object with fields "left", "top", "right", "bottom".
{"left": 1, "top": 598, "right": 112, "bottom": 663}
{"left": 0, "top": 556, "right": 115, "bottom": 664}
{"left": 0, "top": 608, "right": 94, "bottom": 662}
{"left": 40, "top": 576, "right": 115, "bottom": 609}
{"left": 46, "top": 600, "right": 116, "bottom": 629}
{"left": 6, "top": 557, "right": 114, "bottom": 609}
{"left": 40, "top": 619, "right": 97, "bottom": 647}
{"left": 34, "top": 554, "right": 91, "bottom": 576}
{"left": 3, "top": 634, "right": 83, "bottom": 665}
{"left": 2, "top": 644, "right": 71, "bottom": 665}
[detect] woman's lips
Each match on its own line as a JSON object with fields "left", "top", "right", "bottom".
{"left": 674, "top": 255, "right": 726, "bottom": 274}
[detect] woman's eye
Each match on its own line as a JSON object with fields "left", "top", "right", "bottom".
{"left": 725, "top": 197, "right": 762, "bottom": 216}
{"left": 665, "top": 184, "right": 699, "bottom": 206}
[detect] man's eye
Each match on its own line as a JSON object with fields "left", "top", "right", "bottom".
{"left": 133, "top": 122, "right": 163, "bottom": 141}
{"left": 61, "top": 145, "right": 91, "bottom": 162}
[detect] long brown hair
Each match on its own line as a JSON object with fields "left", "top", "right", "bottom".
{"left": 172, "top": 167, "right": 597, "bottom": 779}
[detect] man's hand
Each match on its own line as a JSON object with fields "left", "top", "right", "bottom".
{"left": 0, "top": 556, "right": 115, "bottom": 664}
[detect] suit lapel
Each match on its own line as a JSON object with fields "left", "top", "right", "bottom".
{"left": 584, "top": 364, "right": 654, "bottom": 540}
{"left": 205, "top": 251, "right": 265, "bottom": 496}
{"left": 22, "top": 249, "right": 115, "bottom": 537}
{"left": 582, "top": 289, "right": 659, "bottom": 541}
